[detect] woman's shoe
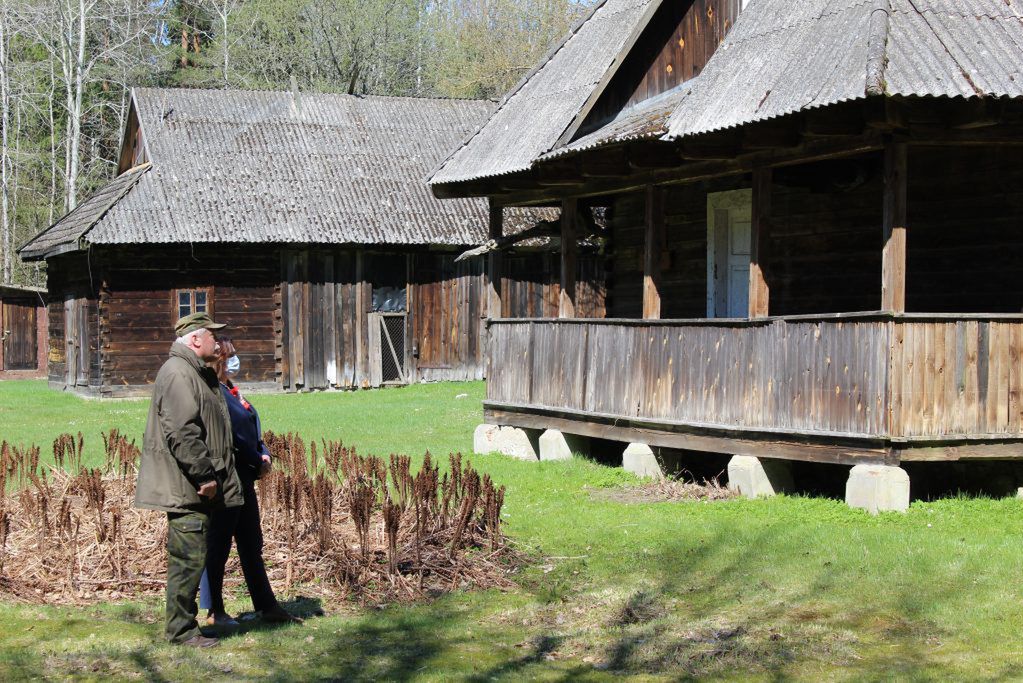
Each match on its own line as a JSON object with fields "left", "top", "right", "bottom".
{"left": 261, "top": 606, "right": 302, "bottom": 624}
{"left": 205, "top": 612, "right": 240, "bottom": 628}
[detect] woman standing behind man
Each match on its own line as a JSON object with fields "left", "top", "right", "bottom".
{"left": 199, "top": 338, "right": 299, "bottom": 625}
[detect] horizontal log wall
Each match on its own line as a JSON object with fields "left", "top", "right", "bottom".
{"left": 488, "top": 317, "right": 890, "bottom": 437}
{"left": 501, "top": 252, "right": 606, "bottom": 319}
{"left": 606, "top": 160, "right": 884, "bottom": 318}
{"left": 96, "top": 246, "right": 277, "bottom": 391}
{"left": 907, "top": 146, "right": 1023, "bottom": 312}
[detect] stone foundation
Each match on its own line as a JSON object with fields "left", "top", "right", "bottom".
{"left": 623, "top": 443, "right": 664, "bottom": 479}
{"left": 538, "top": 429, "right": 589, "bottom": 461}
{"left": 726, "top": 455, "right": 793, "bottom": 498}
{"left": 845, "top": 464, "right": 910, "bottom": 514}
{"left": 472, "top": 424, "right": 539, "bottom": 461}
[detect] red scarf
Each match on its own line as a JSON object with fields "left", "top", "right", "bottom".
{"left": 230, "top": 385, "right": 252, "bottom": 411}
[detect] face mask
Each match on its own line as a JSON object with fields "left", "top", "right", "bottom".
{"left": 226, "top": 355, "right": 241, "bottom": 376}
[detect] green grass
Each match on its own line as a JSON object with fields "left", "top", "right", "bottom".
{"left": 2, "top": 379, "right": 1023, "bottom": 680}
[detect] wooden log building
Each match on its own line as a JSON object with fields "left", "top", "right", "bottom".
{"left": 20, "top": 88, "right": 605, "bottom": 397}
{"left": 0, "top": 285, "right": 47, "bottom": 375}
{"left": 429, "top": 0, "right": 1023, "bottom": 476}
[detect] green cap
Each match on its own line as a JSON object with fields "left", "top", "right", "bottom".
{"left": 174, "top": 312, "right": 226, "bottom": 337}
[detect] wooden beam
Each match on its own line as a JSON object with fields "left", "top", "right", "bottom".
{"left": 679, "top": 142, "right": 742, "bottom": 160}
{"left": 559, "top": 198, "right": 577, "bottom": 318}
{"left": 484, "top": 407, "right": 892, "bottom": 466}
{"left": 489, "top": 131, "right": 885, "bottom": 207}
{"left": 743, "top": 122, "right": 802, "bottom": 149}
{"left": 881, "top": 138, "right": 907, "bottom": 313}
{"left": 486, "top": 203, "right": 503, "bottom": 318}
{"left": 907, "top": 125, "right": 1023, "bottom": 146}
{"left": 536, "top": 158, "right": 583, "bottom": 186}
{"left": 643, "top": 186, "right": 665, "bottom": 319}
{"left": 580, "top": 147, "right": 630, "bottom": 177}
{"left": 628, "top": 142, "right": 683, "bottom": 170}
{"left": 749, "top": 168, "right": 771, "bottom": 318}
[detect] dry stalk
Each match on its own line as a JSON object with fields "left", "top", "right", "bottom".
{"left": 0, "top": 432, "right": 518, "bottom": 607}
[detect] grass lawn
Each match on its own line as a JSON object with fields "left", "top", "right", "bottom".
{"left": 1, "top": 379, "right": 1023, "bottom": 681}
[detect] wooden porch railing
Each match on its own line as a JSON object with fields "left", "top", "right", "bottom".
{"left": 486, "top": 313, "right": 1023, "bottom": 444}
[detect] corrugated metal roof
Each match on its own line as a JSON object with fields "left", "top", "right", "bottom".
{"left": 663, "top": 0, "right": 1023, "bottom": 138}
{"left": 23, "top": 88, "right": 502, "bottom": 257}
{"left": 541, "top": 81, "right": 694, "bottom": 160}
{"left": 429, "top": 0, "right": 655, "bottom": 186}
{"left": 431, "top": 0, "right": 1023, "bottom": 187}
{"left": 20, "top": 164, "right": 150, "bottom": 260}
{"left": 664, "top": 0, "right": 877, "bottom": 138}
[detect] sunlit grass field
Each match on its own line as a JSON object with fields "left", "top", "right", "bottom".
{"left": 1, "top": 379, "right": 1022, "bottom": 681}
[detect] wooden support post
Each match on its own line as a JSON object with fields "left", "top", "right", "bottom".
{"left": 643, "top": 186, "right": 665, "bottom": 319}
{"left": 749, "top": 168, "right": 771, "bottom": 318}
{"left": 559, "top": 198, "right": 578, "bottom": 318}
{"left": 882, "top": 138, "right": 907, "bottom": 313}
{"left": 486, "top": 202, "right": 503, "bottom": 319}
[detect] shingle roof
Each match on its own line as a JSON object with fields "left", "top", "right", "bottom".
{"left": 431, "top": 0, "right": 1023, "bottom": 186}
{"left": 22, "top": 88, "right": 499, "bottom": 259}
{"left": 428, "top": 0, "right": 655, "bottom": 186}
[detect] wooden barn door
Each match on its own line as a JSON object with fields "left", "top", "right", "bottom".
{"left": 2, "top": 300, "right": 37, "bottom": 370}
{"left": 410, "top": 254, "right": 485, "bottom": 382}
{"left": 63, "top": 296, "right": 88, "bottom": 386}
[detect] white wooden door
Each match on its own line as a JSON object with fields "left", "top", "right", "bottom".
{"left": 707, "top": 189, "right": 753, "bottom": 318}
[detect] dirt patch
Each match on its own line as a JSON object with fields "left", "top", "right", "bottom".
{"left": 588, "top": 478, "right": 737, "bottom": 504}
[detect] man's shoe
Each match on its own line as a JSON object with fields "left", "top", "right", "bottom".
{"left": 205, "top": 612, "right": 240, "bottom": 627}
{"left": 179, "top": 635, "right": 219, "bottom": 648}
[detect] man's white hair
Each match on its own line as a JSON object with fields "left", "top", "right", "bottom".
{"left": 175, "top": 327, "right": 208, "bottom": 346}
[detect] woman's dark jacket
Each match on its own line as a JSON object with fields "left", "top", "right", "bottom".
{"left": 220, "top": 384, "right": 270, "bottom": 484}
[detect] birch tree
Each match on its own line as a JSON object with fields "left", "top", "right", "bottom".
{"left": 20, "top": 0, "right": 159, "bottom": 211}
{"left": 1, "top": 5, "right": 13, "bottom": 283}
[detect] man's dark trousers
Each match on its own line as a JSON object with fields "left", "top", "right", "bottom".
{"left": 166, "top": 510, "right": 209, "bottom": 643}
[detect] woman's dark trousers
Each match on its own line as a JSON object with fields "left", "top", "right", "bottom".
{"left": 203, "top": 481, "right": 278, "bottom": 613}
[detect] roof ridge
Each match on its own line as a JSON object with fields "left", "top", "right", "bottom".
{"left": 865, "top": 0, "right": 892, "bottom": 96}
{"left": 133, "top": 86, "right": 492, "bottom": 106}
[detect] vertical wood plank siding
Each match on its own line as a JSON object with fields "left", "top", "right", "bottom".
{"left": 489, "top": 318, "right": 891, "bottom": 437}
{"left": 280, "top": 248, "right": 605, "bottom": 390}
{"left": 892, "top": 320, "right": 1023, "bottom": 438}
{"left": 411, "top": 253, "right": 487, "bottom": 383}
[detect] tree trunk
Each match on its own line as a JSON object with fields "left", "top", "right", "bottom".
{"left": 0, "top": 12, "right": 11, "bottom": 284}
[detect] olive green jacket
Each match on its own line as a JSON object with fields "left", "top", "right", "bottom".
{"left": 135, "top": 343, "right": 244, "bottom": 513}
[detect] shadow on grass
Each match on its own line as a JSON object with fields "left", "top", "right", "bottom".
{"left": 572, "top": 522, "right": 1019, "bottom": 681}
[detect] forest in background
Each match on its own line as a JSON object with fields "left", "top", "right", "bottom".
{"left": 0, "top": 0, "right": 590, "bottom": 286}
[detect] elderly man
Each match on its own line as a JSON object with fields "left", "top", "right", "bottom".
{"left": 135, "top": 312, "right": 244, "bottom": 647}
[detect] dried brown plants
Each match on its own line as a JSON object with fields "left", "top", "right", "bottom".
{"left": 0, "top": 431, "right": 513, "bottom": 607}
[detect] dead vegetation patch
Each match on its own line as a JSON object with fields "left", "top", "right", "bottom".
{"left": 0, "top": 431, "right": 519, "bottom": 607}
{"left": 588, "top": 476, "right": 737, "bottom": 504}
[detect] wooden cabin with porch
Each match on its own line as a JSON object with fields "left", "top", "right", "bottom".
{"left": 431, "top": 0, "right": 1023, "bottom": 509}
{"left": 20, "top": 87, "right": 605, "bottom": 397}
{"left": 0, "top": 285, "right": 47, "bottom": 376}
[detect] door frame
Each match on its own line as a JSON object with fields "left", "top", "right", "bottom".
{"left": 706, "top": 188, "right": 753, "bottom": 318}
